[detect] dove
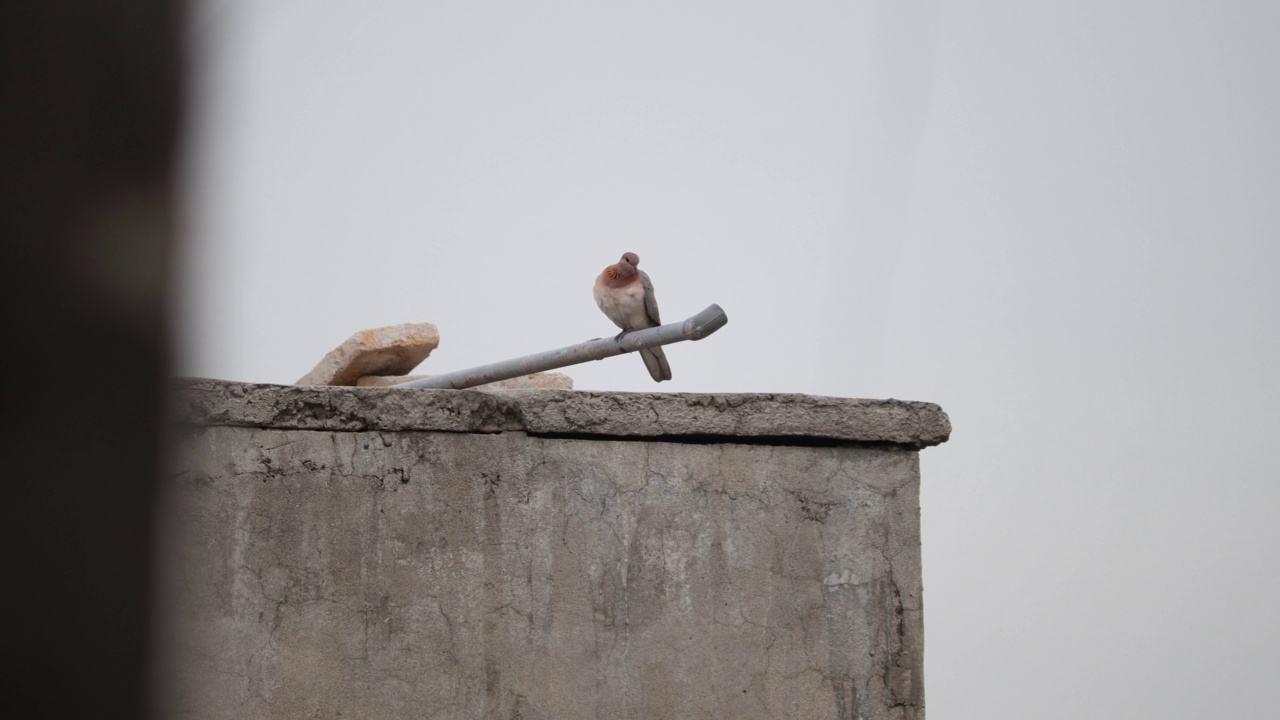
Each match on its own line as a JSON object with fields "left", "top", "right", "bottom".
{"left": 593, "top": 252, "right": 672, "bottom": 382}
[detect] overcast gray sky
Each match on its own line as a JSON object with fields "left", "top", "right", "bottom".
{"left": 178, "top": 2, "right": 1280, "bottom": 716}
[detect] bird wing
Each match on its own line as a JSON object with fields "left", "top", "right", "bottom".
{"left": 640, "top": 271, "right": 661, "bottom": 327}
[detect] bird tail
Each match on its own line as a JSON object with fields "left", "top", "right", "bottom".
{"left": 640, "top": 347, "right": 672, "bottom": 382}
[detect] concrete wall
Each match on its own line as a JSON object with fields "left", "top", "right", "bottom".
{"left": 160, "top": 381, "right": 949, "bottom": 719}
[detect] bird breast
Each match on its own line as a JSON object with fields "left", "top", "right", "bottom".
{"left": 594, "top": 281, "right": 650, "bottom": 330}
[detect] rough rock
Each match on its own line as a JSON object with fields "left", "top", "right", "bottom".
{"left": 296, "top": 323, "right": 439, "bottom": 386}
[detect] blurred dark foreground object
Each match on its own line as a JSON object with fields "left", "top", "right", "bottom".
{"left": 0, "top": 3, "right": 183, "bottom": 717}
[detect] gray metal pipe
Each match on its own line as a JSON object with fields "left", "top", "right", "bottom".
{"left": 398, "top": 303, "right": 729, "bottom": 390}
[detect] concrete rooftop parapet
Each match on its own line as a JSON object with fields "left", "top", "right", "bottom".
{"left": 179, "top": 379, "right": 951, "bottom": 448}
{"left": 164, "top": 379, "right": 951, "bottom": 718}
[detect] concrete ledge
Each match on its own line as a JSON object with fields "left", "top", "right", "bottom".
{"left": 178, "top": 379, "right": 951, "bottom": 448}
{"left": 164, "top": 379, "right": 951, "bottom": 718}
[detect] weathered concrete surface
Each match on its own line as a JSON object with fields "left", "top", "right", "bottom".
{"left": 177, "top": 380, "right": 950, "bottom": 448}
{"left": 160, "top": 380, "right": 948, "bottom": 719}
{"left": 296, "top": 323, "right": 440, "bottom": 386}
{"left": 356, "top": 371, "right": 574, "bottom": 389}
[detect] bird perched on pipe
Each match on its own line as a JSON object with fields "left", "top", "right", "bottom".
{"left": 593, "top": 251, "right": 672, "bottom": 382}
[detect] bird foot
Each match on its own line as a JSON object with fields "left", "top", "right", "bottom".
{"left": 614, "top": 330, "right": 630, "bottom": 341}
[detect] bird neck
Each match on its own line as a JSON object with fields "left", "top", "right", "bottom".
{"left": 603, "top": 265, "right": 637, "bottom": 287}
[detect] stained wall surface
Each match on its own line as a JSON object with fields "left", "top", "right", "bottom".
{"left": 160, "top": 381, "right": 949, "bottom": 720}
